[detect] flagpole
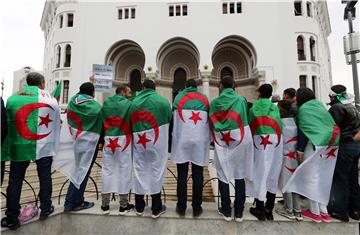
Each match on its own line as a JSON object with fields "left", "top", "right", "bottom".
{"left": 1, "top": 78, "right": 4, "bottom": 97}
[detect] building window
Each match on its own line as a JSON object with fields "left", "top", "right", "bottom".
{"left": 294, "top": 1, "right": 302, "bottom": 16}
{"left": 169, "top": 4, "right": 187, "bottom": 17}
{"left": 297, "top": 36, "right": 306, "bottom": 61}
{"left": 63, "top": 80, "right": 69, "bottom": 104}
{"left": 64, "top": 44, "right": 71, "bottom": 67}
{"left": 118, "top": 9, "right": 123, "bottom": 19}
{"left": 183, "top": 5, "right": 187, "bottom": 16}
{"left": 310, "top": 37, "right": 316, "bottom": 61}
{"left": 125, "top": 8, "right": 129, "bottom": 19}
{"left": 131, "top": 8, "right": 136, "bottom": 19}
{"left": 229, "top": 2, "right": 235, "bottom": 13}
{"left": 222, "top": 3, "right": 228, "bottom": 14}
{"left": 306, "top": 2, "right": 312, "bottom": 17}
{"left": 118, "top": 7, "right": 136, "bottom": 20}
{"left": 169, "top": 6, "right": 174, "bottom": 16}
{"left": 59, "top": 15, "right": 63, "bottom": 28}
{"left": 312, "top": 76, "right": 317, "bottom": 97}
{"left": 236, "top": 2, "right": 242, "bottom": 13}
{"left": 67, "top": 13, "right": 73, "bottom": 27}
{"left": 176, "top": 5, "right": 181, "bottom": 16}
{"left": 299, "top": 75, "right": 307, "bottom": 88}
{"left": 56, "top": 46, "right": 61, "bottom": 68}
{"left": 222, "top": 2, "right": 242, "bottom": 14}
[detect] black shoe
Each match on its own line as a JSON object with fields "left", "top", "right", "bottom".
{"left": 193, "top": 207, "right": 203, "bottom": 217}
{"left": 250, "top": 207, "right": 266, "bottom": 221}
{"left": 218, "top": 207, "right": 232, "bottom": 221}
{"left": 72, "top": 201, "right": 95, "bottom": 212}
{"left": 264, "top": 209, "right": 274, "bottom": 220}
{"left": 349, "top": 211, "right": 360, "bottom": 221}
{"left": 1, "top": 217, "right": 20, "bottom": 230}
{"left": 235, "top": 210, "right": 243, "bottom": 222}
{"left": 176, "top": 205, "right": 186, "bottom": 217}
{"left": 101, "top": 205, "right": 110, "bottom": 214}
{"left": 39, "top": 205, "right": 54, "bottom": 221}
{"left": 330, "top": 212, "right": 349, "bottom": 222}
{"left": 152, "top": 205, "right": 167, "bottom": 219}
{"left": 63, "top": 207, "right": 72, "bottom": 213}
{"left": 119, "top": 204, "right": 134, "bottom": 215}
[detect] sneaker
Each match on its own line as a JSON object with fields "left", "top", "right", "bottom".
{"left": 249, "top": 207, "right": 265, "bottom": 221}
{"left": 264, "top": 209, "right": 274, "bottom": 220}
{"left": 218, "top": 207, "right": 232, "bottom": 222}
{"left": 294, "top": 211, "right": 303, "bottom": 221}
{"left": 119, "top": 204, "right": 134, "bottom": 215}
{"left": 235, "top": 211, "right": 243, "bottom": 222}
{"left": 321, "top": 213, "right": 331, "bottom": 222}
{"left": 63, "top": 207, "right": 72, "bottom": 213}
{"left": 39, "top": 205, "right": 54, "bottom": 221}
{"left": 301, "top": 210, "right": 322, "bottom": 223}
{"left": 176, "top": 205, "right": 186, "bottom": 217}
{"left": 72, "top": 201, "right": 95, "bottom": 212}
{"left": 349, "top": 211, "right": 360, "bottom": 221}
{"left": 1, "top": 217, "right": 20, "bottom": 230}
{"left": 101, "top": 205, "right": 110, "bottom": 215}
{"left": 329, "top": 212, "right": 349, "bottom": 222}
{"left": 135, "top": 207, "right": 144, "bottom": 216}
{"left": 275, "top": 207, "right": 295, "bottom": 220}
{"left": 193, "top": 207, "right": 203, "bottom": 217}
{"left": 152, "top": 205, "right": 167, "bottom": 219}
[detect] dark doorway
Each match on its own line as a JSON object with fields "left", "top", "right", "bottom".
{"left": 220, "top": 66, "right": 233, "bottom": 79}
{"left": 129, "top": 69, "right": 142, "bottom": 93}
{"left": 172, "top": 68, "right": 187, "bottom": 101}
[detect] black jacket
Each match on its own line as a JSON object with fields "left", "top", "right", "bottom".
{"left": 329, "top": 100, "right": 360, "bottom": 143}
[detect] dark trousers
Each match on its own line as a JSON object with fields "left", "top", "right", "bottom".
{"left": 5, "top": 157, "right": 53, "bottom": 222}
{"left": 176, "top": 162, "right": 204, "bottom": 212}
{"left": 135, "top": 192, "right": 162, "bottom": 213}
{"left": 255, "top": 191, "right": 276, "bottom": 212}
{"left": 219, "top": 179, "right": 246, "bottom": 214}
{"left": 64, "top": 146, "right": 98, "bottom": 210}
{"left": 328, "top": 142, "right": 360, "bottom": 216}
{"left": 1, "top": 161, "right": 5, "bottom": 186}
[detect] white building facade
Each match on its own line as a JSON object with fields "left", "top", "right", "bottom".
{"left": 40, "top": 0, "right": 333, "bottom": 106}
{"left": 13, "top": 66, "right": 42, "bottom": 94}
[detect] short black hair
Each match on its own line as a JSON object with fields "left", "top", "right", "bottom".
{"left": 185, "top": 79, "right": 197, "bottom": 88}
{"left": 278, "top": 100, "right": 294, "bottom": 118}
{"left": 296, "top": 88, "right": 315, "bottom": 107}
{"left": 331, "top": 84, "right": 346, "bottom": 94}
{"left": 258, "top": 84, "right": 273, "bottom": 98}
{"left": 143, "top": 79, "right": 156, "bottom": 90}
{"left": 79, "top": 82, "right": 95, "bottom": 96}
{"left": 220, "top": 75, "right": 235, "bottom": 89}
{"left": 26, "top": 72, "right": 44, "bottom": 86}
{"left": 116, "top": 84, "right": 130, "bottom": 95}
{"left": 283, "top": 88, "right": 296, "bottom": 99}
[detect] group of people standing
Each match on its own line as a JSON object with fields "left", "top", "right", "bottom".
{"left": 1, "top": 72, "right": 359, "bottom": 231}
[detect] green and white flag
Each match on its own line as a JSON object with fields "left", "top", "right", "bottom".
{"left": 283, "top": 100, "right": 340, "bottom": 205}
{"left": 130, "top": 89, "right": 171, "bottom": 195}
{"left": 209, "top": 88, "right": 254, "bottom": 183}
{"left": 52, "top": 94, "right": 102, "bottom": 189}
{"left": 172, "top": 87, "right": 210, "bottom": 166}
{"left": 51, "top": 81, "right": 62, "bottom": 103}
{"left": 101, "top": 95, "right": 132, "bottom": 194}
{"left": 246, "top": 98, "right": 283, "bottom": 201}
{"left": 1, "top": 86, "right": 61, "bottom": 162}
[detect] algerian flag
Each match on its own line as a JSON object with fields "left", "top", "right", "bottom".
{"left": 52, "top": 94, "right": 102, "bottom": 189}
{"left": 246, "top": 98, "right": 283, "bottom": 201}
{"left": 51, "top": 81, "right": 62, "bottom": 103}
{"left": 209, "top": 88, "right": 254, "bottom": 183}
{"left": 130, "top": 89, "right": 172, "bottom": 195}
{"left": 101, "top": 95, "right": 132, "bottom": 194}
{"left": 171, "top": 87, "right": 210, "bottom": 166}
{"left": 278, "top": 117, "right": 298, "bottom": 191}
{"left": 1, "top": 86, "right": 61, "bottom": 162}
{"left": 283, "top": 100, "right": 340, "bottom": 205}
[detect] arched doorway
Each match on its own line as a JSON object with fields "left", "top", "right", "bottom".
{"left": 172, "top": 67, "right": 187, "bottom": 101}
{"left": 220, "top": 66, "right": 234, "bottom": 79}
{"left": 130, "top": 69, "right": 142, "bottom": 93}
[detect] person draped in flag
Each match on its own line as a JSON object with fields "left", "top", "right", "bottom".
{"left": 130, "top": 79, "right": 171, "bottom": 218}
{"left": 61, "top": 82, "right": 102, "bottom": 212}
{"left": 1, "top": 72, "right": 60, "bottom": 230}
{"left": 275, "top": 99, "right": 302, "bottom": 221}
{"left": 327, "top": 85, "right": 360, "bottom": 222}
{"left": 283, "top": 88, "right": 340, "bottom": 223}
{"left": 100, "top": 84, "right": 134, "bottom": 215}
{"left": 171, "top": 79, "right": 210, "bottom": 217}
{"left": 210, "top": 76, "right": 254, "bottom": 222}
{"left": 247, "top": 83, "right": 283, "bottom": 221}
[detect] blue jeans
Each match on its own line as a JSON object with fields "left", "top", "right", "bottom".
{"left": 328, "top": 142, "right": 360, "bottom": 217}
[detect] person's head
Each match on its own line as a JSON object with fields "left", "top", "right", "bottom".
{"left": 219, "top": 75, "right": 235, "bottom": 92}
{"left": 329, "top": 84, "right": 347, "bottom": 103}
{"left": 296, "top": 88, "right": 315, "bottom": 107}
{"left": 142, "top": 79, "right": 156, "bottom": 90}
{"left": 277, "top": 100, "right": 294, "bottom": 118}
{"left": 185, "top": 79, "right": 197, "bottom": 89}
{"left": 26, "top": 72, "right": 45, "bottom": 89}
{"left": 257, "top": 83, "right": 273, "bottom": 99}
{"left": 79, "top": 82, "right": 95, "bottom": 97}
{"left": 116, "top": 84, "right": 132, "bottom": 98}
{"left": 283, "top": 88, "right": 296, "bottom": 100}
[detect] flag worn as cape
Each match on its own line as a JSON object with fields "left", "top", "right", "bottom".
{"left": 283, "top": 99, "right": 340, "bottom": 205}
{"left": 171, "top": 87, "right": 210, "bottom": 166}
{"left": 52, "top": 94, "right": 102, "bottom": 189}
{"left": 1, "top": 86, "right": 61, "bottom": 162}
{"left": 130, "top": 88, "right": 171, "bottom": 195}
{"left": 101, "top": 94, "right": 132, "bottom": 194}
{"left": 51, "top": 81, "right": 62, "bottom": 103}
{"left": 246, "top": 98, "right": 283, "bottom": 201}
{"left": 209, "top": 88, "right": 254, "bottom": 183}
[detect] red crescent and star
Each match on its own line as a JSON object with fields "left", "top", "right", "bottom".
{"left": 130, "top": 110, "right": 159, "bottom": 149}
{"left": 103, "top": 116, "right": 131, "bottom": 152}
{"left": 106, "top": 137, "right": 121, "bottom": 154}
{"left": 189, "top": 111, "right": 202, "bottom": 125}
{"left": 250, "top": 116, "right": 282, "bottom": 149}
{"left": 177, "top": 93, "right": 209, "bottom": 123}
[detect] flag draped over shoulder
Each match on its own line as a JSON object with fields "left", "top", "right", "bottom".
{"left": 101, "top": 95, "right": 132, "bottom": 194}
{"left": 246, "top": 98, "right": 283, "bottom": 201}
{"left": 283, "top": 100, "right": 340, "bottom": 205}
{"left": 130, "top": 89, "right": 171, "bottom": 195}
{"left": 52, "top": 94, "right": 102, "bottom": 189}
{"left": 1, "top": 86, "right": 61, "bottom": 162}
{"left": 171, "top": 87, "right": 210, "bottom": 166}
{"left": 51, "top": 81, "right": 62, "bottom": 103}
{"left": 209, "top": 88, "right": 254, "bottom": 183}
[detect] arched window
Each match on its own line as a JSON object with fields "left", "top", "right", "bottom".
{"left": 59, "top": 15, "right": 63, "bottom": 28}
{"left": 220, "top": 66, "right": 233, "bottom": 79}
{"left": 297, "top": 36, "right": 306, "bottom": 61}
{"left": 172, "top": 67, "right": 187, "bottom": 101}
{"left": 310, "top": 37, "right": 316, "bottom": 61}
{"left": 64, "top": 45, "right": 71, "bottom": 67}
{"left": 306, "top": 2, "right": 312, "bottom": 17}
{"left": 56, "top": 46, "right": 61, "bottom": 68}
{"left": 294, "top": 1, "right": 302, "bottom": 16}
{"left": 129, "top": 69, "right": 142, "bottom": 92}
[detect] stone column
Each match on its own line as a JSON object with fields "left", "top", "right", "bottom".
{"left": 201, "top": 71, "right": 211, "bottom": 98}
